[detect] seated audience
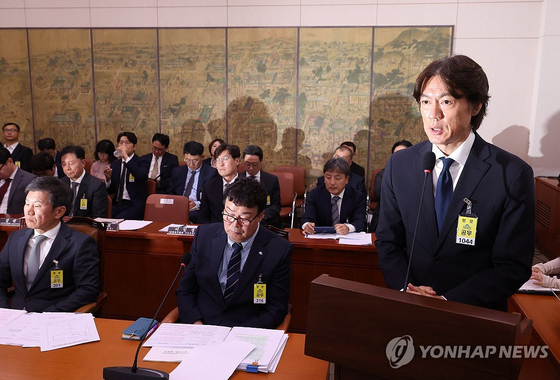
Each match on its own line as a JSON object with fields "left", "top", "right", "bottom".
{"left": 30, "top": 152, "right": 56, "bottom": 177}
{"left": 104, "top": 132, "right": 149, "bottom": 220}
{"left": 341, "top": 141, "right": 365, "bottom": 178}
{"left": 202, "top": 138, "right": 225, "bottom": 168}
{"left": 0, "top": 147, "right": 37, "bottom": 214}
{"left": 317, "top": 145, "right": 366, "bottom": 196}
{"left": 199, "top": 144, "right": 240, "bottom": 224}
{"left": 176, "top": 178, "right": 292, "bottom": 328}
{"left": 90, "top": 139, "right": 116, "bottom": 182}
{"left": 0, "top": 176, "right": 99, "bottom": 312}
{"left": 532, "top": 258, "right": 560, "bottom": 289}
{"left": 302, "top": 157, "right": 367, "bottom": 235}
{"left": 60, "top": 145, "right": 108, "bottom": 218}
{"left": 2, "top": 122, "right": 33, "bottom": 173}
{"left": 38, "top": 137, "right": 64, "bottom": 178}
{"left": 168, "top": 141, "right": 218, "bottom": 223}
{"left": 141, "top": 133, "right": 179, "bottom": 194}
{"left": 240, "top": 145, "right": 281, "bottom": 228}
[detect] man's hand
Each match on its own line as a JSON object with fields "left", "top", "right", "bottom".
{"left": 406, "top": 283, "right": 444, "bottom": 299}
{"left": 303, "top": 222, "right": 315, "bottom": 235}
{"left": 334, "top": 224, "right": 350, "bottom": 235}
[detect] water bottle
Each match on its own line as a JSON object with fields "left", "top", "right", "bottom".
{"left": 113, "top": 150, "right": 121, "bottom": 158}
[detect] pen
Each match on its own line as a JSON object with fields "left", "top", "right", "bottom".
{"left": 145, "top": 323, "right": 159, "bottom": 338}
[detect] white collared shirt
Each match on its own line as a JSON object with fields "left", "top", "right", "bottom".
{"left": 24, "top": 222, "right": 62, "bottom": 276}
{"left": 4, "top": 142, "right": 19, "bottom": 154}
{"left": 0, "top": 167, "right": 18, "bottom": 213}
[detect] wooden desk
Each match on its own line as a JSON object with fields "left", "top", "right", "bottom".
{"left": 0, "top": 318, "right": 328, "bottom": 380}
{"left": 535, "top": 177, "right": 560, "bottom": 259}
{"left": 509, "top": 293, "right": 560, "bottom": 379}
{"left": 102, "top": 222, "right": 382, "bottom": 333}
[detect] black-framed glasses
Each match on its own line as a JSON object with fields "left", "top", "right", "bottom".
{"left": 222, "top": 212, "right": 258, "bottom": 226}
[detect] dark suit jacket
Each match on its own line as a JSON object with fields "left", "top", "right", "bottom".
{"left": 10, "top": 143, "right": 33, "bottom": 173}
{"left": 106, "top": 154, "right": 149, "bottom": 217}
{"left": 301, "top": 185, "right": 367, "bottom": 232}
{"left": 6, "top": 168, "right": 37, "bottom": 214}
{"left": 317, "top": 172, "right": 366, "bottom": 198}
{"left": 141, "top": 152, "right": 179, "bottom": 194}
{"left": 0, "top": 222, "right": 99, "bottom": 312}
{"left": 168, "top": 164, "right": 218, "bottom": 200}
{"left": 176, "top": 223, "right": 292, "bottom": 328}
{"left": 350, "top": 161, "right": 365, "bottom": 178}
{"left": 240, "top": 171, "right": 281, "bottom": 228}
{"left": 54, "top": 151, "right": 65, "bottom": 179}
{"left": 61, "top": 172, "right": 108, "bottom": 218}
{"left": 375, "top": 134, "right": 535, "bottom": 311}
{"left": 198, "top": 176, "right": 231, "bottom": 224}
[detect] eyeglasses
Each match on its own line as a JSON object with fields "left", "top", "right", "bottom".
{"left": 244, "top": 162, "right": 260, "bottom": 168}
{"left": 3, "top": 129, "right": 18, "bottom": 133}
{"left": 184, "top": 158, "right": 200, "bottom": 164}
{"left": 215, "top": 156, "right": 231, "bottom": 163}
{"left": 222, "top": 212, "right": 258, "bottom": 226}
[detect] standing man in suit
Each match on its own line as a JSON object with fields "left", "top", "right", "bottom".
{"left": 0, "top": 147, "right": 37, "bottom": 214}
{"left": 302, "top": 157, "right": 367, "bottom": 235}
{"left": 341, "top": 141, "right": 366, "bottom": 178}
{"left": 0, "top": 176, "right": 99, "bottom": 312}
{"left": 141, "top": 133, "right": 178, "bottom": 194}
{"left": 2, "top": 122, "right": 33, "bottom": 173}
{"left": 104, "top": 132, "right": 149, "bottom": 220}
{"left": 317, "top": 145, "right": 366, "bottom": 197}
{"left": 168, "top": 141, "right": 217, "bottom": 223}
{"left": 38, "top": 137, "right": 65, "bottom": 179}
{"left": 176, "top": 178, "right": 292, "bottom": 328}
{"left": 240, "top": 145, "right": 281, "bottom": 228}
{"left": 60, "top": 145, "right": 108, "bottom": 218}
{"left": 375, "top": 55, "right": 535, "bottom": 311}
{"left": 198, "top": 144, "right": 241, "bottom": 224}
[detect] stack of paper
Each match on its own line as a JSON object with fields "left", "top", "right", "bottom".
{"left": 144, "top": 324, "right": 288, "bottom": 373}
{"left": 305, "top": 231, "right": 373, "bottom": 245}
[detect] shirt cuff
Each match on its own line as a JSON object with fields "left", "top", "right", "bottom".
{"left": 345, "top": 223, "right": 356, "bottom": 233}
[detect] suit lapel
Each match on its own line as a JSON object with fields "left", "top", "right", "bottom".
{"left": 7, "top": 170, "right": 23, "bottom": 205}
{"left": 210, "top": 228, "right": 227, "bottom": 307}
{"left": 414, "top": 143, "right": 439, "bottom": 252}
{"left": 318, "top": 187, "right": 332, "bottom": 225}
{"left": 340, "top": 187, "right": 353, "bottom": 224}
{"left": 14, "top": 229, "right": 33, "bottom": 292}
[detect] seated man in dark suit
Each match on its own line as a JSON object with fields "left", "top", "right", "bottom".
{"left": 30, "top": 152, "right": 57, "bottom": 177}
{"left": 198, "top": 144, "right": 240, "bottom": 224}
{"left": 0, "top": 147, "right": 37, "bottom": 214}
{"left": 141, "top": 133, "right": 179, "bottom": 194}
{"left": 2, "top": 122, "right": 33, "bottom": 173}
{"left": 177, "top": 178, "right": 292, "bottom": 328}
{"left": 60, "top": 145, "right": 108, "bottom": 218}
{"left": 104, "top": 132, "right": 149, "bottom": 220}
{"left": 0, "top": 176, "right": 99, "bottom": 312}
{"left": 341, "top": 141, "right": 365, "bottom": 178}
{"left": 239, "top": 145, "right": 281, "bottom": 228}
{"left": 168, "top": 141, "right": 218, "bottom": 223}
{"left": 302, "top": 157, "right": 367, "bottom": 235}
{"left": 38, "top": 137, "right": 65, "bottom": 179}
{"left": 317, "top": 145, "right": 366, "bottom": 196}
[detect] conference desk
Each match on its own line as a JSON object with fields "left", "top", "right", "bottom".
{"left": 0, "top": 318, "right": 328, "bottom": 380}
{"left": 102, "top": 222, "right": 383, "bottom": 333}
{"left": 509, "top": 293, "right": 560, "bottom": 379}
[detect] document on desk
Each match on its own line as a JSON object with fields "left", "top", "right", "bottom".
{"left": 118, "top": 220, "right": 153, "bottom": 230}
{"left": 0, "top": 308, "right": 27, "bottom": 329}
{"left": 0, "top": 312, "right": 41, "bottom": 347}
{"left": 305, "top": 232, "right": 373, "bottom": 245}
{"left": 170, "top": 341, "right": 255, "bottom": 380}
{"left": 143, "top": 323, "right": 231, "bottom": 348}
{"left": 517, "top": 279, "right": 560, "bottom": 294}
{"left": 39, "top": 312, "right": 100, "bottom": 352}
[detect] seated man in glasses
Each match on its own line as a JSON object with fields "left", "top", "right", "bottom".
{"left": 176, "top": 178, "right": 292, "bottom": 328}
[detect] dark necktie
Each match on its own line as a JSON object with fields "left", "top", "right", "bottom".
{"left": 70, "top": 182, "right": 79, "bottom": 216}
{"left": 331, "top": 195, "right": 340, "bottom": 226}
{"left": 183, "top": 170, "right": 195, "bottom": 198}
{"left": 26, "top": 235, "right": 47, "bottom": 290}
{"left": 435, "top": 157, "right": 455, "bottom": 231}
{"left": 0, "top": 178, "right": 12, "bottom": 205}
{"left": 250, "top": 175, "right": 256, "bottom": 180}
{"left": 224, "top": 243, "right": 243, "bottom": 300}
{"left": 117, "top": 161, "right": 126, "bottom": 204}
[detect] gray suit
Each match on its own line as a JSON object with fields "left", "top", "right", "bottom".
{"left": 6, "top": 168, "right": 37, "bottom": 214}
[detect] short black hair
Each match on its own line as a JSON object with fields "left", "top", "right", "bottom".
{"left": 30, "top": 153, "right": 55, "bottom": 175}
{"left": 214, "top": 143, "right": 240, "bottom": 160}
{"left": 152, "top": 133, "right": 170, "bottom": 148}
{"left": 117, "top": 131, "right": 138, "bottom": 145}
{"left": 2, "top": 122, "right": 20, "bottom": 132}
{"left": 61, "top": 145, "right": 86, "bottom": 160}
{"left": 183, "top": 141, "right": 204, "bottom": 156}
{"left": 335, "top": 145, "right": 354, "bottom": 160}
{"left": 341, "top": 141, "right": 356, "bottom": 153}
{"left": 0, "top": 147, "right": 12, "bottom": 165}
{"left": 225, "top": 177, "right": 267, "bottom": 213}
{"left": 38, "top": 137, "right": 56, "bottom": 151}
{"left": 243, "top": 145, "right": 263, "bottom": 161}
{"left": 94, "top": 139, "right": 116, "bottom": 162}
{"left": 391, "top": 140, "right": 413, "bottom": 153}
{"left": 323, "top": 157, "right": 350, "bottom": 177}
{"left": 26, "top": 176, "right": 73, "bottom": 213}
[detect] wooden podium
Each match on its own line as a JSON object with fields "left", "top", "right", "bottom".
{"left": 305, "top": 275, "right": 533, "bottom": 380}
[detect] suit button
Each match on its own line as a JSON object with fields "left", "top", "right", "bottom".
{"left": 434, "top": 257, "right": 441, "bottom": 264}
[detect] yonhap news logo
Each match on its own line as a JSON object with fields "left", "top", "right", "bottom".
{"left": 385, "top": 335, "right": 549, "bottom": 369}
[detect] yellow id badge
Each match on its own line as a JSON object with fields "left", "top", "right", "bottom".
{"left": 80, "top": 198, "right": 88, "bottom": 210}
{"left": 456, "top": 215, "right": 478, "bottom": 246}
{"left": 129, "top": 173, "right": 135, "bottom": 182}
{"left": 266, "top": 195, "right": 271, "bottom": 206}
{"left": 254, "top": 283, "right": 266, "bottom": 304}
{"left": 15, "top": 160, "right": 21, "bottom": 168}
{"left": 51, "top": 270, "right": 63, "bottom": 289}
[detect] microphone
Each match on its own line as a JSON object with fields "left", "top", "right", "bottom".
{"left": 402, "top": 152, "right": 436, "bottom": 290}
{"left": 103, "top": 252, "right": 192, "bottom": 380}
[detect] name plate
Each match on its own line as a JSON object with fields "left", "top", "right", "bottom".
{"left": 0, "top": 217, "right": 21, "bottom": 227}
{"left": 106, "top": 222, "right": 120, "bottom": 232}
{"left": 167, "top": 226, "right": 197, "bottom": 236}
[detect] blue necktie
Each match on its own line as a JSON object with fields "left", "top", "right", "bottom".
{"left": 435, "top": 157, "right": 454, "bottom": 231}
{"left": 224, "top": 243, "right": 243, "bottom": 300}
